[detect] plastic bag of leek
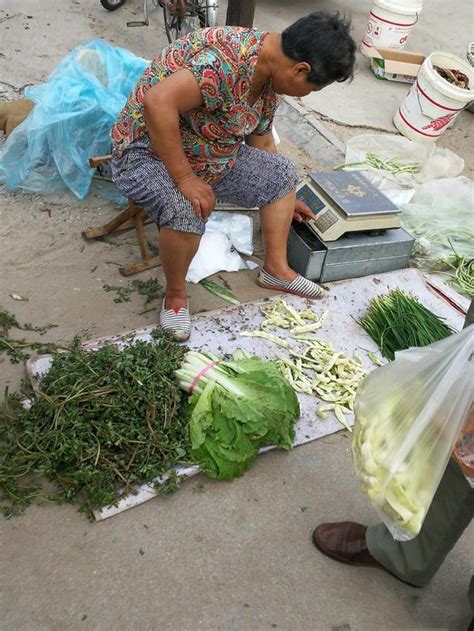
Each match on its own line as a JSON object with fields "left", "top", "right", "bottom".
{"left": 352, "top": 326, "right": 474, "bottom": 541}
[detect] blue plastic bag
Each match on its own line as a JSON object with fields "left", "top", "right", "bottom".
{"left": 0, "top": 40, "right": 148, "bottom": 199}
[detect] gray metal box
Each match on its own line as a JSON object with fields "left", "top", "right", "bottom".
{"left": 288, "top": 222, "right": 414, "bottom": 283}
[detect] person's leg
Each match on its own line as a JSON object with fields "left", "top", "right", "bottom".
{"left": 468, "top": 575, "right": 474, "bottom": 631}
{"left": 259, "top": 189, "right": 298, "bottom": 282}
{"left": 214, "top": 145, "right": 298, "bottom": 279}
{"left": 213, "top": 144, "right": 322, "bottom": 298}
{"left": 367, "top": 460, "right": 474, "bottom": 587}
{"left": 158, "top": 227, "right": 201, "bottom": 310}
{"left": 111, "top": 139, "right": 205, "bottom": 339}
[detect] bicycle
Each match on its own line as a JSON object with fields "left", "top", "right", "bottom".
{"left": 99, "top": 0, "right": 218, "bottom": 44}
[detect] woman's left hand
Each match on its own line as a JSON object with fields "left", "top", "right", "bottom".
{"left": 294, "top": 198, "right": 314, "bottom": 223}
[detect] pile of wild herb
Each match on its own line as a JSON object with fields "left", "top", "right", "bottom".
{"left": 0, "top": 308, "right": 58, "bottom": 363}
{"left": 103, "top": 278, "right": 162, "bottom": 308}
{"left": 0, "top": 331, "right": 191, "bottom": 519}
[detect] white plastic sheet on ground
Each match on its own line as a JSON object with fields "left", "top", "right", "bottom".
{"left": 343, "top": 134, "right": 465, "bottom": 206}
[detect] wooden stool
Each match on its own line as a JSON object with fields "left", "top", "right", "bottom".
{"left": 82, "top": 155, "right": 161, "bottom": 277}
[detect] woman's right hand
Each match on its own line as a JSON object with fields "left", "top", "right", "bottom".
{"left": 176, "top": 172, "right": 216, "bottom": 220}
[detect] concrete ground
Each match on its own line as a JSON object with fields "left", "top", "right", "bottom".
{"left": 0, "top": 1, "right": 473, "bottom": 630}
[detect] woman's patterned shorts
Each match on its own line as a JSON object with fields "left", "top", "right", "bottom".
{"left": 111, "top": 136, "right": 298, "bottom": 236}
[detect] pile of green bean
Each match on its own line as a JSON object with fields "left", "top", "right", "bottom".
{"left": 447, "top": 255, "right": 474, "bottom": 297}
{"left": 360, "top": 289, "right": 452, "bottom": 360}
{"left": 335, "top": 153, "right": 422, "bottom": 177}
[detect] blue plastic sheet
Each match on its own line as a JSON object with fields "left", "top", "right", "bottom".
{"left": 0, "top": 40, "right": 148, "bottom": 199}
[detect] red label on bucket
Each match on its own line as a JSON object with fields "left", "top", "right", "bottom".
{"left": 421, "top": 113, "right": 456, "bottom": 132}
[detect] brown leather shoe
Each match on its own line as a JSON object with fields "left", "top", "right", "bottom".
{"left": 312, "top": 521, "right": 421, "bottom": 588}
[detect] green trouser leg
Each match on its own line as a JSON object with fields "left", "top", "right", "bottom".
{"left": 469, "top": 576, "right": 474, "bottom": 615}
{"left": 366, "top": 459, "right": 474, "bottom": 588}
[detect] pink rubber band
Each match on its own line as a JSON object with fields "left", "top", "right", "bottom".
{"left": 189, "top": 360, "right": 220, "bottom": 394}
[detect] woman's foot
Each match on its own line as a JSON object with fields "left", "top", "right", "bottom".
{"left": 257, "top": 268, "right": 323, "bottom": 299}
{"left": 160, "top": 296, "right": 191, "bottom": 342}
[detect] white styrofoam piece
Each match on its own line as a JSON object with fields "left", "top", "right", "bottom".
{"left": 26, "top": 269, "right": 464, "bottom": 520}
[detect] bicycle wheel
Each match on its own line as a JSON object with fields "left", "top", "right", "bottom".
{"left": 100, "top": 0, "right": 126, "bottom": 10}
{"left": 162, "top": 0, "right": 217, "bottom": 43}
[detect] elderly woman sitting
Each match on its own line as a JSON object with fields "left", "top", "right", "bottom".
{"left": 111, "top": 11, "right": 356, "bottom": 340}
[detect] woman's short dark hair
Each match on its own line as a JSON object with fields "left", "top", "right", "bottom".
{"left": 281, "top": 12, "right": 356, "bottom": 86}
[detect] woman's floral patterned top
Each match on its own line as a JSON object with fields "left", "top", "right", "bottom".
{"left": 111, "top": 27, "right": 280, "bottom": 182}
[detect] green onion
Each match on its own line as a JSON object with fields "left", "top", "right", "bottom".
{"left": 359, "top": 289, "right": 453, "bottom": 360}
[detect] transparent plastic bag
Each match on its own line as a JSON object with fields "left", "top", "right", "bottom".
{"left": 0, "top": 40, "right": 147, "bottom": 199}
{"left": 343, "top": 134, "right": 465, "bottom": 206}
{"left": 352, "top": 326, "right": 474, "bottom": 541}
{"left": 400, "top": 176, "right": 474, "bottom": 270}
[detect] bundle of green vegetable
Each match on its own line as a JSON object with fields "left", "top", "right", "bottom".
{"left": 360, "top": 289, "right": 453, "bottom": 360}
{"left": 0, "top": 332, "right": 191, "bottom": 518}
{"left": 175, "top": 350, "right": 299, "bottom": 480}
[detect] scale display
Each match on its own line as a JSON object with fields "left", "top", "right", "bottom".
{"left": 296, "top": 184, "right": 326, "bottom": 216}
{"left": 296, "top": 172, "right": 401, "bottom": 241}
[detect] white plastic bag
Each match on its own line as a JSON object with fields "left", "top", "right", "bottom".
{"left": 205, "top": 211, "right": 254, "bottom": 256}
{"left": 352, "top": 326, "right": 474, "bottom": 541}
{"left": 186, "top": 232, "right": 257, "bottom": 284}
{"left": 343, "top": 134, "right": 465, "bottom": 205}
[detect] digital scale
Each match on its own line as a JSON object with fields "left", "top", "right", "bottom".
{"left": 296, "top": 171, "right": 401, "bottom": 241}
{"left": 288, "top": 171, "right": 414, "bottom": 283}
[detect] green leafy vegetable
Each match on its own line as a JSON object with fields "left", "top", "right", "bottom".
{"left": 175, "top": 351, "right": 299, "bottom": 480}
{"left": 199, "top": 279, "right": 240, "bottom": 305}
{"left": 0, "top": 332, "right": 191, "bottom": 519}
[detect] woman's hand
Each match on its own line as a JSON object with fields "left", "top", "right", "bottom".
{"left": 176, "top": 172, "right": 216, "bottom": 220}
{"left": 294, "top": 198, "right": 314, "bottom": 223}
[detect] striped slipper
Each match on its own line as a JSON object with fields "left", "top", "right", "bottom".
{"left": 257, "top": 269, "right": 323, "bottom": 299}
{"left": 159, "top": 300, "right": 191, "bottom": 342}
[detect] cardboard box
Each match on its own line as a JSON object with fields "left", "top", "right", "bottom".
{"left": 370, "top": 48, "right": 425, "bottom": 84}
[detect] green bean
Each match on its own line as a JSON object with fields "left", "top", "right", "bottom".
{"left": 335, "top": 153, "right": 422, "bottom": 178}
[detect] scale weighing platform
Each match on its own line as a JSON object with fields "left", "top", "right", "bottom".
{"left": 288, "top": 171, "right": 414, "bottom": 283}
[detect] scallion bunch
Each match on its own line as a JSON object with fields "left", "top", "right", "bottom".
{"left": 360, "top": 289, "right": 453, "bottom": 360}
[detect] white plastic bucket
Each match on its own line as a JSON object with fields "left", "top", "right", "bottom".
{"left": 394, "top": 51, "right": 474, "bottom": 142}
{"left": 361, "top": 0, "right": 423, "bottom": 58}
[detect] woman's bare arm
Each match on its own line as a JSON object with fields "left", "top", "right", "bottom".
{"left": 143, "top": 69, "right": 215, "bottom": 219}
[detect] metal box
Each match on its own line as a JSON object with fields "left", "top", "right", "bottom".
{"left": 288, "top": 221, "right": 414, "bottom": 283}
